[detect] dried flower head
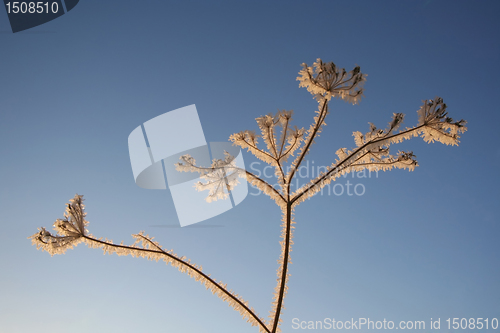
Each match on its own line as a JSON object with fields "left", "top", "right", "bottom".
{"left": 28, "top": 194, "right": 87, "bottom": 255}
{"left": 297, "top": 58, "right": 366, "bottom": 104}
{"left": 176, "top": 151, "right": 244, "bottom": 202}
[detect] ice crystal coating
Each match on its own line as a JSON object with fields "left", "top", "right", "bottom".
{"left": 297, "top": 59, "right": 366, "bottom": 104}
{"left": 29, "top": 194, "right": 87, "bottom": 255}
{"left": 29, "top": 195, "right": 270, "bottom": 332}
{"left": 31, "top": 59, "right": 467, "bottom": 333}
{"left": 175, "top": 151, "right": 244, "bottom": 202}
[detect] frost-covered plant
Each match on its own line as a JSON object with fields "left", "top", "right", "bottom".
{"left": 30, "top": 59, "right": 466, "bottom": 333}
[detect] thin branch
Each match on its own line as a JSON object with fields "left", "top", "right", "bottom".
{"left": 291, "top": 125, "right": 425, "bottom": 204}
{"left": 82, "top": 234, "right": 271, "bottom": 333}
{"left": 244, "top": 170, "right": 286, "bottom": 204}
{"left": 177, "top": 154, "right": 286, "bottom": 204}
{"left": 268, "top": 125, "right": 279, "bottom": 158}
{"left": 241, "top": 138, "right": 279, "bottom": 163}
{"left": 287, "top": 99, "right": 329, "bottom": 188}
{"left": 279, "top": 136, "right": 299, "bottom": 161}
{"left": 278, "top": 118, "right": 290, "bottom": 157}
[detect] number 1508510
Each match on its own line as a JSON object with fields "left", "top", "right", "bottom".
{"left": 5, "top": 2, "right": 59, "bottom": 14}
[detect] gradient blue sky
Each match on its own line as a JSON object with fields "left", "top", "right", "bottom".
{"left": 1, "top": 1, "right": 499, "bottom": 332}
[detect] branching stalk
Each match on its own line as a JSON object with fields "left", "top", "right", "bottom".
{"left": 30, "top": 59, "right": 466, "bottom": 333}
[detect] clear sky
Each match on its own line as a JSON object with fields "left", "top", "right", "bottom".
{"left": 1, "top": 1, "right": 499, "bottom": 332}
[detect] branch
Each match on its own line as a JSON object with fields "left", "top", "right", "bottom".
{"left": 85, "top": 234, "right": 270, "bottom": 332}
{"left": 291, "top": 125, "right": 423, "bottom": 205}
{"left": 291, "top": 97, "right": 466, "bottom": 204}
{"left": 244, "top": 169, "right": 286, "bottom": 206}
{"left": 29, "top": 195, "right": 271, "bottom": 333}
{"left": 286, "top": 99, "right": 329, "bottom": 189}
{"left": 176, "top": 154, "right": 286, "bottom": 205}
{"left": 277, "top": 115, "right": 290, "bottom": 157}
{"left": 230, "top": 131, "right": 277, "bottom": 164}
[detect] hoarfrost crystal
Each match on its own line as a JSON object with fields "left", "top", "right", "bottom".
{"left": 30, "top": 59, "right": 466, "bottom": 333}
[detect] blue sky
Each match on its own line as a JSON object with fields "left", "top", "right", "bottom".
{"left": 0, "top": 1, "right": 499, "bottom": 332}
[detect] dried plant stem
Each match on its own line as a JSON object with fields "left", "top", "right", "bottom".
{"left": 267, "top": 100, "right": 329, "bottom": 333}
{"left": 291, "top": 124, "right": 425, "bottom": 204}
{"left": 81, "top": 234, "right": 271, "bottom": 333}
{"left": 31, "top": 59, "right": 466, "bottom": 333}
{"left": 287, "top": 99, "right": 328, "bottom": 187}
{"left": 270, "top": 203, "right": 293, "bottom": 333}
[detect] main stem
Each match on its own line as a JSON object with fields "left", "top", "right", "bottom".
{"left": 271, "top": 202, "right": 293, "bottom": 333}
{"left": 271, "top": 100, "right": 328, "bottom": 332}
